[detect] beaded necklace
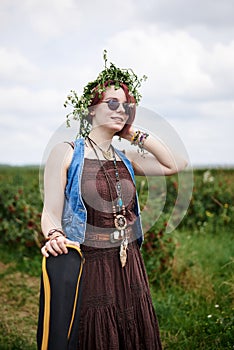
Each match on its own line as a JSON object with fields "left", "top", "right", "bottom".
{"left": 87, "top": 137, "right": 127, "bottom": 232}
{"left": 88, "top": 137, "right": 129, "bottom": 266}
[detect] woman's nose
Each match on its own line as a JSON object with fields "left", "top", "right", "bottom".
{"left": 117, "top": 103, "right": 125, "bottom": 114}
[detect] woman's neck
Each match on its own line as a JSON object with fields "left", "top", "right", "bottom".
{"left": 88, "top": 129, "right": 114, "bottom": 151}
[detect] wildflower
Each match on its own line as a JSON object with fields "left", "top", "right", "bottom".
{"left": 205, "top": 210, "right": 213, "bottom": 217}
{"left": 207, "top": 315, "right": 212, "bottom": 318}
{"left": 215, "top": 304, "right": 219, "bottom": 308}
{"left": 203, "top": 170, "right": 214, "bottom": 183}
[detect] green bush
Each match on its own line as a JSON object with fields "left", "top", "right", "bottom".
{"left": 0, "top": 166, "right": 43, "bottom": 251}
{"left": 182, "top": 169, "right": 234, "bottom": 233}
{"left": 141, "top": 214, "right": 177, "bottom": 288}
{"left": 1, "top": 166, "right": 234, "bottom": 275}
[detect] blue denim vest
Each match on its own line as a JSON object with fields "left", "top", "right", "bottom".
{"left": 62, "top": 138, "right": 144, "bottom": 247}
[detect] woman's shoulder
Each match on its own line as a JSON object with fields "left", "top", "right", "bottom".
{"left": 50, "top": 138, "right": 85, "bottom": 153}
{"left": 50, "top": 141, "right": 74, "bottom": 154}
{"left": 45, "top": 142, "right": 74, "bottom": 170}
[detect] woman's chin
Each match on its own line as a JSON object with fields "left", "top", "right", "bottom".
{"left": 104, "top": 124, "right": 124, "bottom": 134}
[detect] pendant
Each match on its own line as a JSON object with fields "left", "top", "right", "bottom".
{"left": 102, "top": 149, "right": 114, "bottom": 160}
{"left": 120, "top": 238, "right": 128, "bottom": 267}
{"left": 114, "top": 214, "right": 127, "bottom": 231}
{"left": 117, "top": 197, "right": 123, "bottom": 208}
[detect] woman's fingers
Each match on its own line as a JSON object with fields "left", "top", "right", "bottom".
{"left": 41, "top": 237, "right": 80, "bottom": 257}
{"left": 51, "top": 236, "right": 68, "bottom": 254}
{"left": 41, "top": 244, "right": 49, "bottom": 257}
{"left": 41, "top": 236, "right": 68, "bottom": 257}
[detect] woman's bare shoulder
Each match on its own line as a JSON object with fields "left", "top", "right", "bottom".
{"left": 46, "top": 142, "right": 74, "bottom": 170}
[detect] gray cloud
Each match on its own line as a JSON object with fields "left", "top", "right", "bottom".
{"left": 135, "top": 0, "right": 234, "bottom": 28}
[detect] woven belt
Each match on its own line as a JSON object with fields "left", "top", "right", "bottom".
{"left": 85, "top": 226, "right": 134, "bottom": 243}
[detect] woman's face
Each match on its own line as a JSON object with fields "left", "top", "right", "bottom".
{"left": 91, "top": 85, "right": 130, "bottom": 134}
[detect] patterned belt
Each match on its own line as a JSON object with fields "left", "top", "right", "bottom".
{"left": 85, "top": 226, "right": 135, "bottom": 243}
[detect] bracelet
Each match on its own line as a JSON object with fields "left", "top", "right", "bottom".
{"left": 47, "top": 228, "right": 65, "bottom": 237}
{"left": 131, "top": 130, "right": 149, "bottom": 156}
{"left": 46, "top": 228, "right": 66, "bottom": 241}
{"left": 131, "top": 130, "right": 141, "bottom": 145}
{"left": 46, "top": 232, "right": 66, "bottom": 242}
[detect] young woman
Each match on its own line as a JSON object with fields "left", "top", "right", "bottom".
{"left": 37, "top": 54, "right": 187, "bottom": 350}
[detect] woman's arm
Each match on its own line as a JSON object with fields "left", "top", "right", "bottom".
{"left": 41, "top": 143, "right": 73, "bottom": 256}
{"left": 121, "top": 127, "right": 188, "bottom": 176}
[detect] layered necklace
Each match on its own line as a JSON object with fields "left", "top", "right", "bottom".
{"left": 87, "top": 137, "right": 128, "bottom": 266}
{"left": 91, "top": 142, "right": 114, "bottom": 161}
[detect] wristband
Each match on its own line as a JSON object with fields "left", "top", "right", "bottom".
{"left": 46, "top": 232, "right": 66, "bottom": 242}
{"left": 47, "top": 228, "right": 65, "bottom": 237}
{"left": 46, "top": 228, "right": 66, "bottom": 241}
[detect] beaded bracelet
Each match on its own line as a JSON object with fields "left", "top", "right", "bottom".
{"left": 131, "top": 130, "right": 149, "bottom": 156}
{"left": 131, "top": 130, "right": 141, "bottom": 145}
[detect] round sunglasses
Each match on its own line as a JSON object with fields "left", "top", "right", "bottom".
{"left": 101, "top": 99, "right": 134, "bottom": 115}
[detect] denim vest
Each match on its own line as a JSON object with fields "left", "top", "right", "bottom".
{"left": 62, "top": 138, "right": 144, "bottom": 247}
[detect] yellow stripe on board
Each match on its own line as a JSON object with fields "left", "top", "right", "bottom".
{"left": 41, "top": 256, "right": 51, "bottom": 350}
{"left": 67, "top": 244, "right": 85, "bottom": 340}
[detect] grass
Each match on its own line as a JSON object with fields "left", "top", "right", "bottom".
{"left": 0, "top": 227, "right": 233, "bottom": 349}
{"left": 154, "top": 228, "right": 234, "bottom": 349}
{"left": 0, "top": 259, "right": 40, "bottom": 349}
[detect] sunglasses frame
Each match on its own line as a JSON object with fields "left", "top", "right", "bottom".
{"left": 101, "top": 99, "right": 134, "bottom": 115}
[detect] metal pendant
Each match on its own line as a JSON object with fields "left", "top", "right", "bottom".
{"left": 120, "top": 238, "right": 128, "bottom": 267}
{"left": 114, "top": 214, "right": 127, "bottom": 231}
{"left": 102, "top": 149, "right": 114, "bottom": 160}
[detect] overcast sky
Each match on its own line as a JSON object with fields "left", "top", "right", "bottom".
{"left": 0, "top": 0, "right": 234, "bottom": 167}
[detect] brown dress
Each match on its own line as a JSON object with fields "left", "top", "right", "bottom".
{"left": 77, "top": 159, "right": 162, "bottom": 350}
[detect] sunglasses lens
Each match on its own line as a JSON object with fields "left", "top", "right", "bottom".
{"left": 106, "top": 100, "right": 132, "bottom": 115}
{"left": 108, "top": 100, "right": 120, "bottom": 111}
{"left": 123, "top": 103, "right": 131, "bottom": 115}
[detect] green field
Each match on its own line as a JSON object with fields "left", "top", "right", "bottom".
{"left": 0, "top": 166, "right": 233, "bottom": 349}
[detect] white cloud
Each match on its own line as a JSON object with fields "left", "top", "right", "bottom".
{"left": 169, "top": 114, "right": 234, "bottom": 166}
{"left": 105, "top": 26, "right": 234, "bottom": 105}
{"left": 0, "top": 87, "right": 64, "bottom": 119}
{"left": 0, "top": 47, "right": 39, "bottom": 83}
{"left": 103, "top": 26, "right": 234, "bottom": 166}
{"left": 25, "top": 0, "right": 82, "bottom": 39}
{"left": 0, "top": 0, "right": 82, "bottom": 45}
{"left": 135, "top": 0, "right": 234, "bottom": 28}
{"left": 202, "top": 41, "right": 234, "bottom": 99}
{"left": 0, "top": 123, "right": 51, "bottom": 165}
{"left": 199, "top": 100, "right": 234, "bottom": 119}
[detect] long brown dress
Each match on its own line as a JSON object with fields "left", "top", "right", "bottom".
{"left": 77, "top": 159, "right": 162, "bottom": 350}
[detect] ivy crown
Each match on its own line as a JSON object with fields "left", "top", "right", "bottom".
{"left": 64, "top": 50, "right": 147, "bottom": 138}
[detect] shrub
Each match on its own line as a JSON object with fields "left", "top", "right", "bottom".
{"left": 182, "top": 169, "right": 234, "bottom": 233}
{"left": 0, "top": 167, "right": 43, "bottom": 251}
{"left": 141, "top": 214, "right": 177, "bottom": 288}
